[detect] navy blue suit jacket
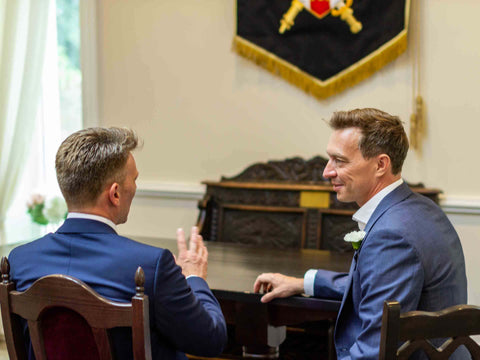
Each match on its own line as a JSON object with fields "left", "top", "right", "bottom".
{"left": 312, "top": 183, "right": 468, "bottom": 359}
{"left": 9, "top": 219, "right": 227, "bottom": 360}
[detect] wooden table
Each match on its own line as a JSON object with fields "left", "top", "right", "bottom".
{"left": 137, "top": 237, "right": 352, "bottom": 359}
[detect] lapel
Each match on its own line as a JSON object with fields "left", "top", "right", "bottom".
{"left": 56, "top": 218, "right": 117, "bottom": 234}
{"left": 335, "top": 183, "right": 413, "bottom": 327}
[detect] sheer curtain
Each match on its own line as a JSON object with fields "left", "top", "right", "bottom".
{"left": 0, "top": 0, "right": 54, "bottom": 244}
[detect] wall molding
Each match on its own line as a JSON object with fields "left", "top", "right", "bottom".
{"left": 136, "top": 181, "right": 205, "bottom": 200}
{"left": 136, "top": 182, "right": 480, "bottom": 215}
{"left": 439, "top": 195, "right": 480, "bottom": 215}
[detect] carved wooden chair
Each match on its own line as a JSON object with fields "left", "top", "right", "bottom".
{"left": 379, "top": 300, "right": 480, "bottom": 359}
{"left": 0, "top": 256, "right": 152, "bottom": 360}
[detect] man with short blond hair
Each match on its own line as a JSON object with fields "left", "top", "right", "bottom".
{"left": 10, "top": 127, "right": 227, "bottom": 360}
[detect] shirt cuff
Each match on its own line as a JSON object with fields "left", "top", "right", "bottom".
{"left": 186, "top": 275, "right": 200, "bottom": 280}
{"left": 304, "top": 269, "right": 318, "bottom": 296}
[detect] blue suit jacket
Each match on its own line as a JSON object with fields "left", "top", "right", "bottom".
{"left": 9, "top": 219, "right": 227, "bottom": 360}
{"left": 312, "top": 183, "right": 468, "bottom": 360}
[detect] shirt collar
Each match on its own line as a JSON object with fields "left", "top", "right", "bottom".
{"left": 352, "top": 178, "right": 404, "bottom": 231}
{"left": 67, "top": 212, "right": 117, "bottom": 232}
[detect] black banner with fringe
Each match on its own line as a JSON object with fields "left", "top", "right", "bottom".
{"left": 234, "top": 0, "right": 410, "bottom": 99}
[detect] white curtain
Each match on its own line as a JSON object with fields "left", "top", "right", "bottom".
{"left": 0, "top": 0, "right": 53, "bottom": 244}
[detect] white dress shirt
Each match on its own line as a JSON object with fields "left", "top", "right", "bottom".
{"left": 303, "top": 178, "right": 404, "bottom": 295}
{"left": 67, "top": 212, "right": 118, "bottom": 232}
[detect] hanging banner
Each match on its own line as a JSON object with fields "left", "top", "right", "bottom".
{"left": 234, "top": 0, "right": 410, "bottom": 98}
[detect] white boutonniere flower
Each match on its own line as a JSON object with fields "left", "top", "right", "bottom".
{"left": 344, "top": 230, "right": 366, "bottom": 250}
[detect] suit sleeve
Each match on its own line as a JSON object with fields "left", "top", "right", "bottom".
{"left": 152, "top": 249, "right": 227, "bottom": 357}
{"left": 313, "top": 269, "right": 348, "bottom": 300}
{"left": 347, "top": 228, "right": 424, "bottom": 360}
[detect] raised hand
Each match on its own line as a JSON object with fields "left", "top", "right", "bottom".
{"left": 176, "top": 226, "right": 208, "bottom": 280}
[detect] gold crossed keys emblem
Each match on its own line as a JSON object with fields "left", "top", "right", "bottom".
{"left": 279, "top": 0, "right": 362, "bottom": 34}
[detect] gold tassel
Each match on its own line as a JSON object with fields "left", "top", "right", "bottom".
{"left": 409, "top": 0, "right": 425, "bottom": 154}
{"left": 410, "top": 112, "right": 418, "bottom": 150}
{"left": 233, "top": 32, "right": 407, "bottom": 99}
{"left": 410, "top": 96, "right": 425, "bottom": 152}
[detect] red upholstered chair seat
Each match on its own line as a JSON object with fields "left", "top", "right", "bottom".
{"left": 42, "top": 307, "right": 100, "bottom": 360}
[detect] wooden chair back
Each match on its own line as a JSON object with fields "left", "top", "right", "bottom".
{"left": 379, "top": 300, "right": 480, "bottom": 359}
{"left": 0, "top": 256, "right": 152, "bottom": 360}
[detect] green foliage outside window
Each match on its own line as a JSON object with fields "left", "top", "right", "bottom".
{"left": 56, "top": 0, "right": 82, "bottom": 133}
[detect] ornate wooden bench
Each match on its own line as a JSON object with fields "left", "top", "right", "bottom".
{"left": 197, "top": 156, "right": 440, "bottom": 251}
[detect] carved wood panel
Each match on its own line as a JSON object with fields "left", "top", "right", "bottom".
{"left": 321, "top": 215, "right": 359, "bottom": 252}
{"left": 220, "top": 209, "right": 304, "bottom": 249}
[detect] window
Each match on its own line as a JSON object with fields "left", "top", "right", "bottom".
{"left": 4, "top": 0, "right": 84, "bottom": 244}
{"left": 57, "top": 0, "right": 83, "bottom": 136}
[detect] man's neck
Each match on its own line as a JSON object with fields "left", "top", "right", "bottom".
{"left": 353, "top": 178, "right": 404, "bottom": 230}
{"left": 67, "top": 212, "right": 118, "bottom": 231}
{"left": 67, "top": 206, "right": 117, "bottom": 225}
{"left": 359, "top": 174, "right": 402, "bottom": 207}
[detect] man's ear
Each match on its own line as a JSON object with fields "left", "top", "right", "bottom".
{"left": 108, "top": 183, "right": 121, "bottom": 206}
{"left": 376, "top": 154, "right": 391, "bottom": 176}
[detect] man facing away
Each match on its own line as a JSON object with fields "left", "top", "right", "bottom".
{"left": 9, "top": 127, "right": 227, "bottom": 360}
{"left": 254, "top": 108, "right": 468, "bottom": 359}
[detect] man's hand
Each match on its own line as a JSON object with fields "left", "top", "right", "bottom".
{"left": 176, "top": 226, "right": 208, "bottom": 280}
{"left": 253, "top": 273, "right": 304, "bottom": 303}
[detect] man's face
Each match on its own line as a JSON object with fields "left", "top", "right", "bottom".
{"left": 323, "top": 128, "right": 379, "bottom": 207}
{"left": 117, "top": 153, "right": 139, "bottom": 224}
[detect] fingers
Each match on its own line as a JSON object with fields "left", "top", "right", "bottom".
{"left": 189, "top": 227, "right": 208, "bottom": 261}
{"left": 196, "top": 236, "right": 205, "bottom": 259}
{"left": 253, "top": 275, "right": 263, "bottom": 293}
{"left": 255, "top": 274, "right": 279, "bottom": 303}
{"left": 197, "top": 236, "right": 208, "bottom": 261}
{"left": 261, "top": 291, "right": 277, "bottom": 303}
{"left": 254, "top": 273, "right": 302, "bottom": 303}
{"left": 189, "top": 226, "right": 199, "bottom": 253}
{"left": 177, "top": 228, "right": 187, "bottom": 254}
{"left": 177, "top": 226, "right": 205, "bottom": 255}
{"left": 176, "top": 227, "right": 208, "bottom": 279}
{"left": 253, "top": 273, "right": 273, "bottom": 293}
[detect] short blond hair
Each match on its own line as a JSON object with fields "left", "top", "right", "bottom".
{"left": 55, "top": 127, "right": 139, "bottom": 207}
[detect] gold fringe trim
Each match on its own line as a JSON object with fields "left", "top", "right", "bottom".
{"left": 232, "top": 31, "right": 408, "bottom": 99}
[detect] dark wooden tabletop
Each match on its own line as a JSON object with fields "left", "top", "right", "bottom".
{"left": 135, "top": 237, "right": 354, "bottom": 336}
{"left": 136, "top": 237, "right": 352, "bottom": 299}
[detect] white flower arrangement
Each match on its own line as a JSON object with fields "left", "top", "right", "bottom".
{"left": 344, "top": 230, "right": 366, "bottom": 250}
{"left": 27, "top": 194, "right": 67, "bottom": 225}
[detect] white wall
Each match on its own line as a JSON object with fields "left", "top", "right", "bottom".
{"left": 96, "top": 0, "right": 480, "bottom": 304}
{"left": 447, "top": 212, "right": 480, "bottom": 306}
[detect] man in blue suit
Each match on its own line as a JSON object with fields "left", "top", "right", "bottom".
{"left": 9, "top": 127, "right": 227, "bottom": 359}
{"left": 254, "top": 108, "right": 467, "bottom": 359}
